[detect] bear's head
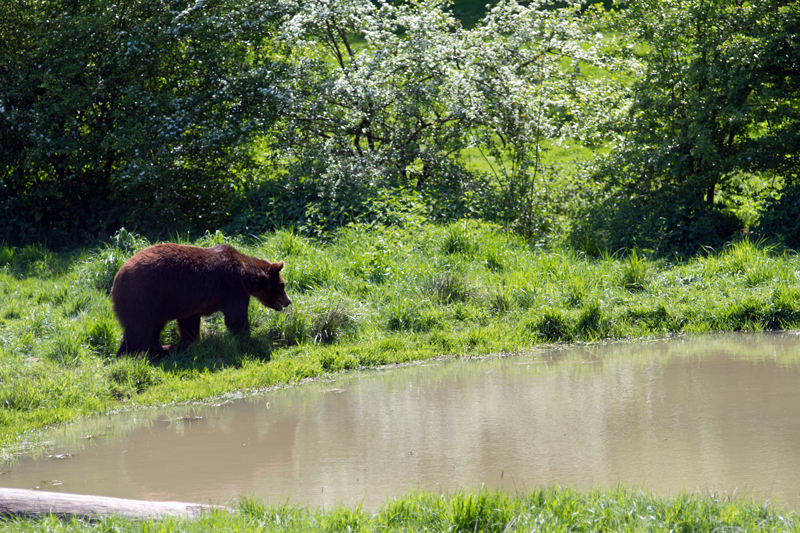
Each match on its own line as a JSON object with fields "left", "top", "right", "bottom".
{"left": 252, "top": 260, "right": 292, "bottom": 311}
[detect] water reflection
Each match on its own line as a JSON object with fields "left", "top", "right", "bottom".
{"left": 2, "top": 333, "right": 799, "bottom": 510}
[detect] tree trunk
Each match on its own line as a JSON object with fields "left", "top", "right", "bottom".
{"left": 0, "top": 488, "right": 232, "bottom": 519}
{"left": 706, "top": 183, "right": 715, "bottom": 205}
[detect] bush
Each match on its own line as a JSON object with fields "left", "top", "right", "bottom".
{"left": 570, "top": 191, "right": 743, "bottom": 256}
{"left": 757, "top": 182, "right": 800, "bottom": 249}
{"left": 0, "top": 0, "right": 284, "bottom": 245}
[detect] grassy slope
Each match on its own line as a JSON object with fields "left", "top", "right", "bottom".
{"left": 2, "top": 487, "right": 798, "bottom": 532}
{"left": 2, "top": 221, "right": 800, "bottom": 455}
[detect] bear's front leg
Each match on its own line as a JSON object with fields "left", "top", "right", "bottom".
{"left": 177, "top": 315, "right": 202, "bottom": 351}
{"left": 222, "top": 303, "right": 251, "bottom": 337}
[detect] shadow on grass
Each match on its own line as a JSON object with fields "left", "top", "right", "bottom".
{"left": 155, "top": 332, "right": 276, "bottom": 375}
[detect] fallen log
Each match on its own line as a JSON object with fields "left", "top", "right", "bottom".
{"left": 0, "top": 488, "right": 232, "bottom": 519}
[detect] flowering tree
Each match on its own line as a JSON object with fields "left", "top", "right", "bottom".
{"left": 265, "top": 0, "right": 623, "bottom": 236}
{"left": 1, "top": 0, "right": 625, "bottom": 242}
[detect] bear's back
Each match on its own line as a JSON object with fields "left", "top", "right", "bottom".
{"left": 122, "top": 243, "right": 238, "bottom": 273}
{"left": 110, "top": 243, "right": 245, "bottom": 323}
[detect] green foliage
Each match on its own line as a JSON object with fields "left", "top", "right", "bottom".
{"left": 385, "top": 300, "right": 443, "bottom": 333}
{"left": 236, "top": 178, "right": 476, "bottom": 239}
{"left": 486, "top": 289, "right": 515, "bottom": 314}
{"left": 283, "top": 251, "right": 338, "bottom": 293}
{"left": 260, "top": 303, "right": 357, "bottom": 347}
{"left": 0, "top": 0, "right": 285, "bottom": 244}
{"left": 572, "top": 188, "right": 745, "bottom": 256}
{"left": 530, "top": 307, "right": 574, "bottom": 342}
{"left": 47, "top": 326, "right": 87, "bottom": 367}
{"left": 424, "top": 271, "right": 474, "bottom": 304}
{"left": 309, "top": 304, "right": 358, "bottom": 344}
{"left": 1, "top": 243, "right": 71, "bottom": 278}
{"left": 236, "top": 487, "right": 797, "bottom": 533}
{"left": 5, "top": 0, "right": 798, "bottom": 254}
{"left": 575, "top": 0, "right": 800, "bottom": 255}
{"left": 0, "top": 0, "right": 619, "bottom": 245}
{"left": 77, "top": 229, "right": 149, "bottom": 294}
{"left": 758, "top": 181, "right": 800, "bottom": 249}
{"left": 0, "top": 244, "right": 14, "bottom": 269}
{"left": 83, "top": 308, "right": 120, "bottom": 358}
{"left": 441, "top": 221, "right": 480, "bottom": 257}
{"left": 625, "top": 303, "right": 682, "bottom": 333}
{"left": 251, "top": 0, "right": 618, "bottom": 238}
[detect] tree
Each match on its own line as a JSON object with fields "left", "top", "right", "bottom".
{"left": 0, "top": 0, "right": 285, "bottom": 244}
{"left": 260, "top": 0, "right": 618, "bottom": 237}
{"left": 575, "top": 0, "right": 800, "bottom": 254}
{"left": 1, "top": 0, "right": 622, "bottom": 243}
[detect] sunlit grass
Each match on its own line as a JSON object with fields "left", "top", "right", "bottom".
{"left": 2, "top": 224, "right": 800, "bottom": 454}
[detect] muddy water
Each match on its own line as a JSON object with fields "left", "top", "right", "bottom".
{"left": 2, "top": 333, "right": 800, "bottom": 510}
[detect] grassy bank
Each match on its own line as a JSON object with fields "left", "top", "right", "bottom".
{"left": 2, "top": 487, "right": 798, "bottom": 532}
{"left": 2, "top": 221, "right": 800, "bottom": 453}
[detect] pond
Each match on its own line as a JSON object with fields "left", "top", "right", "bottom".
{"left": 2, "top": 333, "right": 800, "bottom": 511}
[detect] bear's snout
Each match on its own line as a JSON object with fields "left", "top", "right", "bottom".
{"left": 277, "top": 296, "right": 292, "bottom": 311}
{"left": 268, "top": 294, "right": 291, "bottom": 312}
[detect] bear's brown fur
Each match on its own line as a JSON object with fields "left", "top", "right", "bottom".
{"left": 110, "top": 243, "right": 291, "bottom": 358}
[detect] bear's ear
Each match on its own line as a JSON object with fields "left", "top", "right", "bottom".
{"left": 275, "top": 260, "right": 284, "bottom": 271}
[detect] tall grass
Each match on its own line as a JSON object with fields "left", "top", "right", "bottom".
{"left": 2, "top": 487, "right": 797, "bottom": 532}
{"left": 2, "top": 223, "right": 800, "bottom": 453}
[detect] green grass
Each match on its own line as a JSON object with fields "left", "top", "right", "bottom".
{"left": 2, "top": 487, "right": 798, "bottom": 532}
{"left": 2, "top": 223, "right": 800, "bottom": 456}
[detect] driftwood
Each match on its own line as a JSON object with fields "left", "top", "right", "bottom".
{"left": 0, "top": 488, "right": 232, "bottom": 519}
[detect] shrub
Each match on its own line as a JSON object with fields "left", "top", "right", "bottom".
{"left": 758, "top": 182, "right": 800, "bottom": 248}
{"left": 571, "top": 191, "right": 743, "bottom": 257}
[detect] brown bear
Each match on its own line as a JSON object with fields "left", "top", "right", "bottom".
{"left": 110, "top": 243, "right": 291, "bottom": 358}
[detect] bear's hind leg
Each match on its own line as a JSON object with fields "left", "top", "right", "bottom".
{"left": 117, "top": 322, "right": 164, "bottom": 357}
{"left": 142, "top": 321, "right": 171, "bottom": 360}
{"left": 177, "top": 315, "right": 202, "bottom": 352}
{"left": 116, "top": 338, "right": 133, "bottom": 357}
